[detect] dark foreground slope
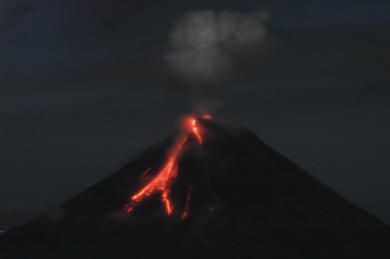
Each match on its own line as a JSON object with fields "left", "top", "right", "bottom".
{"left": 1, "top": 120, "right": 389, "bottom": 258}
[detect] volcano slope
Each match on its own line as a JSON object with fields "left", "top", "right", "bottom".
{"left": 1, "top": 119, "right": 389, "bottom": 259}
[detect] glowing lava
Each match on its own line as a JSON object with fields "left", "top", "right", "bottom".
{"left": 181, "top": 185, "right": 192, "bottom": 220}
{"left": 188, "top": 118, "right": 203, "bottom": 144}
{"left": 201, "top": 114, "right": 212, "bottom": 120}
{"left": 123, "top": 116, "right": 207, "bottom": 218}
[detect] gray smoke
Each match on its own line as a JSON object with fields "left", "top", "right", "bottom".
{"left": 165, "top": 9, "right": 270, "bottom": 83}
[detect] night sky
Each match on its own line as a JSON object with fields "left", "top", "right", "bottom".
{"left": 0, "top": 0, "right": 389, "bottom": 229}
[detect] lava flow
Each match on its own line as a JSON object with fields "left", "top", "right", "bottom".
{"left": 123, "top": 115, "right": 209, "bottom": 217}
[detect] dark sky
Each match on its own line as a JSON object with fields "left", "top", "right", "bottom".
{"left": 0, "top": 0, "right": 389, "bottom": 229}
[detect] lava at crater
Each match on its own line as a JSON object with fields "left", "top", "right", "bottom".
{"left": 123, "top": 115, "right": 209, "bottom": 217}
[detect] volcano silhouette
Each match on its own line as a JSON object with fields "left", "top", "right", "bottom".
{"left": 1, "top": 119, "right": 389, "bottom": 258}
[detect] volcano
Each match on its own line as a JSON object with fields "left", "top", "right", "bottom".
{"left": 1, "top": 117, "right": 389, "bottom": 259}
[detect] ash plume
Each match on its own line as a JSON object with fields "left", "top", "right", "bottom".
{"left": 165, "top": 9, "right": 270, "bottom": 83}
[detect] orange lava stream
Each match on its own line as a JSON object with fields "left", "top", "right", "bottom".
{"left": 123, "top": 116, "right": 206, "bottom": 217}
{"left": 190, "top": 118, "right": 203, "bottom": 144}
{"left": 181, "top": 185, "right": 192, "bottom": 220}
{"left": 123, "top": 135, "right": 188, "bottom": 214}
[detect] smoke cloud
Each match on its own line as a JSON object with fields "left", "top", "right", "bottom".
{"left": 165, "top": 9, "right": 270, "bottom": 83}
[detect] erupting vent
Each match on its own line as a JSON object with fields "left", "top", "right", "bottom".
{"left": 2, "top": 113, "right": 390, "bottom": 259}
{"left": 123, "top": 115, "right": 211, "bottom": 217}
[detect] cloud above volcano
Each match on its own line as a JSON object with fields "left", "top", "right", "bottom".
{"left": 165, "top": 9, "right": 270, "bottom": 83}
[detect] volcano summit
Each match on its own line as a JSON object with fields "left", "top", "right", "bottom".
{"left": 1, "top": 116, "right": 389, "bottom": 258}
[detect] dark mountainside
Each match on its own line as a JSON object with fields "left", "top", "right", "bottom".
{"left": 1, "top": 119, "right": 389, "bottom": 258}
